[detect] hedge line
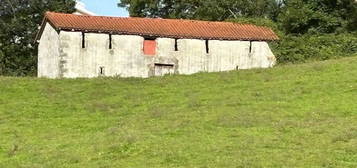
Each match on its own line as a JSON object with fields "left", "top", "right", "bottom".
{"left": 271, "top": 33, "right": 357, "bottom": 64}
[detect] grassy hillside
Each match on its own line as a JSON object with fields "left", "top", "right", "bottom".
{"left": 0, "top": 57, "right": 357, "bottom": 168}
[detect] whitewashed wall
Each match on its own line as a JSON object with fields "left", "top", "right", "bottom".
{"left": 38, "top": 24, "right": 276, "bottom": 78}
{"left": 38, "top": 23, "right": 60, "bottom": 78}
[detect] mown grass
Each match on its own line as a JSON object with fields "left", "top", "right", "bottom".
{"left": 0, "top": 56, "right": 357, "bottom": 167}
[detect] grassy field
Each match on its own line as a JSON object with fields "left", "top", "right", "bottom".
{"left": 0, "top": 56, "right": 356, "bottom": 168}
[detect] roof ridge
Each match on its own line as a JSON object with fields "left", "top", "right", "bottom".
{"left": 45, "top": 11, "right": 265, "bottom": 29}
{"left": 37, "top": 11, "right": 279, "bottom": 42}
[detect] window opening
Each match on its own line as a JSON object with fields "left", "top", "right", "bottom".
{"left": 154, "top": 63, "right": 174, "bottom": 67}
{"left": 99, "top": 66, "right": 105, "bottom": 76}
{"left": 82, "top": 32, "right": 85, "bottom": 48}
{"left": 174, "top": 39, "right": 178, "bottom": 51}
{"left": 154, "top": 63, "right": 175, "bottom": 76}
{"left": 205, "top": 40, "right": 209, "bottom": 54}
{"left": 109, "top": 34, "right": 112, "bottom": 49}
{"left": 249, "top": 41, "right": 253, "bottom": 53}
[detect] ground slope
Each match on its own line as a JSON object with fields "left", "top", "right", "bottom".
{"left": 0, "top": 57, "right": 356, "bottom": 168}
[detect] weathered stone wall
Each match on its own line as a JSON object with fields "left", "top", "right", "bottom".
{"left": 38, "top": 23, "right": 60, "bottom": 78}
{"left": 58, "top": 32, "right": 151, "bottom": 78}
{"left": 38, "top": 25, "right": 276, "bottom": 78}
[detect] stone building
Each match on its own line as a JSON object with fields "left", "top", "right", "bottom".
{"left": 36, "top": 12, "right": 279, "bottom": 78}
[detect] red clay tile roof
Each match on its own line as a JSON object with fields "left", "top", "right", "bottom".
{"left": 37, "top": 12, "right": 279, "bottom": 41}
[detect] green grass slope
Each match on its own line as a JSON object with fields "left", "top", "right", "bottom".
{"left": 0, "top": 57, "right": 357, "bottom": 168}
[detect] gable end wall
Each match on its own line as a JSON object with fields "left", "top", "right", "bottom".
{"left": 38, "top": 23, "right": 61, "bottom": 78}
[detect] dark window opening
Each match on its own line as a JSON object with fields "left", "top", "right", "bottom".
{"left": 144, "top": 37, "right": 157, "bottom": 40}
{"left": 205, "top": 40, "right": 209, "bottom": 54}
{"left": 109, "top": 34, "right": 112, "bottom": 49}
{"left": 99, "top": 66, "right": 105, "bottom": 76}
{"left": 249, "top": 41, "right": 253, "bottom": 53}
{"left": 82, "top": 32, "right": 85, "bottom": 48}
{"left": 174, "top": 39, "right": 178, "bottom": 51}
{"left": 155, "top": 63, "right": 174, "bottom": 67}
{"left": 143, "top": 37, "right": 157, "bottom": 55}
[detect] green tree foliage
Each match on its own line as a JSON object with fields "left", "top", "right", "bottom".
{"left": 119, "top": 0, "right": 357, "bottom": 34}
{"left": 0, "top": 0, "right": 75, "bottom": 76}
{"left": 279, "top": 0, "right": 357, "bottom": 34}
{"left": 118, "top": 0, "right": 282, "bottom": 21}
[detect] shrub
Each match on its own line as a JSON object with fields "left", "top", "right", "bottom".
{"left": 271, "top": 33, "right": 357, "bottom": 64}
{"left": 228, "top": 18, "right": 357, "bottom": 64}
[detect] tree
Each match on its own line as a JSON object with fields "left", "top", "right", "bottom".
{"left": 118, "top": 0, "right": 282, "bottom": 21}
{"left": 278, "top": 0, "right": 357, "bottom": 34}
{"left": 119, "top": 0, "right": 357, "bottom": 34}
{"left": 0, "top": 0, "right": 75, "bottom": 76}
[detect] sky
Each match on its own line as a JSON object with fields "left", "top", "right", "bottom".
{"left": 80, "top": 0, "right": 129, "bottom": 17}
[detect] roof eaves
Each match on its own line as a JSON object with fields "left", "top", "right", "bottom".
{"left": 35, "top": 13, "right": 61, "bottom": 42}
{"left": 56, "top": 27, "right": 278, "bottom": 41}
{"left": 34, "top": 17, "right": 48, "bottom": 43}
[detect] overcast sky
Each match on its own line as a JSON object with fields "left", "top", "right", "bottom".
{"left": 81, "top": 0, "right": 129, "bottom": 17}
